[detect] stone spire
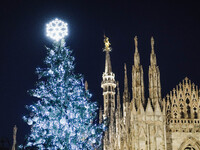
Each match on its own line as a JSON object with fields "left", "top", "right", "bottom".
{"left": 150, "top": 37, "right": 157, "bottom": 66}
{"left": 123, "top": 63, "right": 129, "bottom": 101}
{"left": 101, "top": 35, "right": 116, "bottom": 119}
{"left": 132, "top": 36, "right": 145, "bottom": 108}
{"left": 99, "top": 105, "right": 103, "bottom": 124}
{"left": 123, "top": 64, "right": 130, "bottom": 118}
{"left": 115, "top": 81, "right": 122, "bottom": 150}
{"left": 101, "top": 35, "right": 116, "bottom": 150}
{"left": 117, "top": 81, "right": 121, "bottom": 117}
{"left": 148, "top": 37, "right": 161, "bottom": 107}
{"left": 12, "top": 125, "right": 17, "bottom": 150}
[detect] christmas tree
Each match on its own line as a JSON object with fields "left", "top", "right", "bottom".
{"left": 22, "top": 19, "right": 103, "bottom": 150}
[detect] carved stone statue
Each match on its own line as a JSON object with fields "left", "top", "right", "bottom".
{"left": 104, "top": 35, "right": 111, "bottom": 51}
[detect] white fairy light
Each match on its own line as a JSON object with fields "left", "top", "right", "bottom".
{"left": 48, "top": 69, "right": 53, "bottom": 75}
{"left": 60, "top": 117, "right": 67, "bottom": 125}
{"left": 91, "top": 129, "right": 95, "bottom": 134}
{"left": 32, "top": 116, "right": 39, "bottom": 122}
{"left": 50, "top": 50, "right": 55, "bottom": 55}
{"left": 46, "top": 18, "right": 68, "bottom": 41}
{"left": 27, "top": 118, "right": 33, "bottom": 125}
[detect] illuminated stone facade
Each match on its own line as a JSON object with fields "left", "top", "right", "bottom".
{"left": 100, "top": 36, "right": 200, "bottom": 150}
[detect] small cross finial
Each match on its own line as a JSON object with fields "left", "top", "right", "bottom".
{"left": 134, "top": 36, "right": 138, "bottom": 52}
{"left": 104, "top": 35, "right": 111, "bottom": 52}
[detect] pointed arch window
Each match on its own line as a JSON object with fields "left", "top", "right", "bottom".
{"left": 187, "top": 106, "right": 191, "bottom": 119}
{"left": 186, "top": 98, "right": 190, "bottom": 104}
{"left": 180, "top": 111, "right": 184, "bottom": 118}
{"left": 194, "top": 112, "right": 198, "bottom": 119}
{"left": 105, "top": 86, "right": 107, "bottom": 92}
{"left": 108, "top": 94, "right": 111, "bottom": 99}
{"left": 108, "top": 86, "right": 111, "bottom": 91}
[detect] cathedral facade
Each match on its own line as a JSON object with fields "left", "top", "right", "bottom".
{"left": 99, "top": 36, "right": 200, "bottom": 150}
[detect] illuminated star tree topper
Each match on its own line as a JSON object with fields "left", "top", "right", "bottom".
{"left": 46, "top": 18, "right": 68, "bottom": 41}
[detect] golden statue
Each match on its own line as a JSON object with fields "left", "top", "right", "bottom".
{"left": 104, "top": 35, "right": 111, "bottom": 51}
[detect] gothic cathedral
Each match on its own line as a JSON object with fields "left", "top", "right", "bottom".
{"left": 99, "top": 36, "right": 200, "bottom": 150}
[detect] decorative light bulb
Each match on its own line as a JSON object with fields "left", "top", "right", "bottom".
{"left": 92, "top": 139, "right": 96, "bottom": 143}
{"left": 27, "top": 118, "right": 33, "bottom": 125}
{"left": 50, "top": 50, "right": 55, "bottom": 55}
{"left": 46, "top": 18, "right": 68, "bottom": 41}
{"left": 32, "top": 116, "right": 39, "bottom": 122}
{"left": 60, "top": 117, "right": 66, "bottom": 125}
{"left": 48, "top": 69, "right": 53, "bottom": 75}
{"left": 91, "top": 129, "right": 95, "bottom": 134}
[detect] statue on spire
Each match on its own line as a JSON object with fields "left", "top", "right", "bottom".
{"left": 134, "top": 36, "right": 138, "bottom": 52}
{"left": 104, "top": 35, "right": 111, "bottom": 52}
{"left": 151, "top": 36, "right": 155, "bottom": 53}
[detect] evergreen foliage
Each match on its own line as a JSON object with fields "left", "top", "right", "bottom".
{"left": 22, "top": 39, "right": 103, "bottom": 150}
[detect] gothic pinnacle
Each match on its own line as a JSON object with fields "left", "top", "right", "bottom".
{"left": 117, "top": 81, "right": 121, "bottom": 116}
{"left": 117, "top": 81, "right": 120, "bottom": 102}
{"left": 150, "top": 36, "right": 157, "bottom": 66}
{"left": 134, "top": 36, "right": 140, "bottom": 66}
{"left": 99, "top": 105, "right": 103, "bottom": 124}
{"left": 124, "top": 63, "right": 128, "bottom": 93}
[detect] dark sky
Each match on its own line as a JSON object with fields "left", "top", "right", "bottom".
{"left": 1, "top": 0, "right": 200, "bottom": 145}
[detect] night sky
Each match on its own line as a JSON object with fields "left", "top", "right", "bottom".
{"left": 1, "top": 0, "right": 200, "bottom": 145}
